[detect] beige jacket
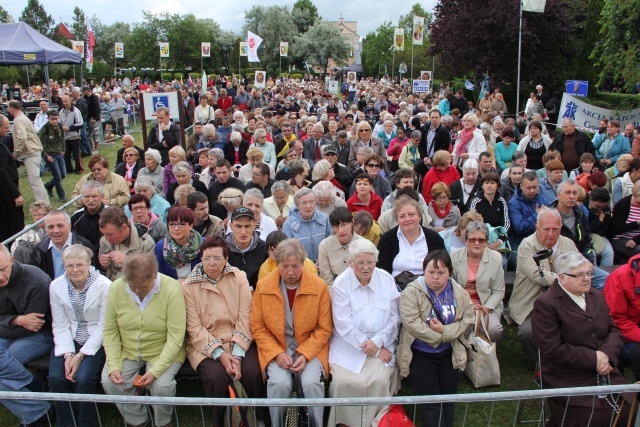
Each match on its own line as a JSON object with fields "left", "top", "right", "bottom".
{"left": 509, "top": 234, "right": 577, "bottom": 325}
{"left": 12, "top": 114, "right": 43, "bottom": 156}
{"left": 72, "top": 172, "right": 131, "bottom": 208}
{"left": 317, "top": 233, "right": 363, "bottom": 289}
{"left": 182, "top": 264, "right": 253, "bottom": 369}
{"left": 397, "top": 277, "right": 474, "bottom": 377}
{"left": 98, "top": 226, "right": 156, "bottom": 280}
{"left": 450, "top": 247, "right": 505, "bottom": 316}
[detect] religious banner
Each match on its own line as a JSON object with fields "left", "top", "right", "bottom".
{"left": 247, "top": 31, "right": 263, "bottom": 62}
{"left": 71, "top": 41, "right": 84, "bottom": 57}
{"left": 114, "top": 43, "right": 124, "bottom": 58}
{"left": 280, "top": 42, "right": 288, "bottom": 57}
{"left": 558, "top": 93, "right": 640, "bottom": 132}
{"left": 254, "top": 71, "right": 266, "bottom": 88}
{"left": 201, "top": 42, "right": 211, "bottom": 57}
{"left": 239, "top": 42, "right": 248, "bottom": 57}
{"left": 413, "top": 16, "right": 425, "bottom": 45}
{"left": 394, "top": 28, "right": 405, "bottom": 51}
{"left": 159, "top": 42, "right": 169, "bottom": 58}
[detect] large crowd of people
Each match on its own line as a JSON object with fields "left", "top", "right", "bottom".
{"left": 1, "top": 73, "right": 640, "bottom": 427}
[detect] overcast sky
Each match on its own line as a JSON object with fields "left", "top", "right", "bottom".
{"left": 5, "top": 0, "right": 438, "bottom": 39}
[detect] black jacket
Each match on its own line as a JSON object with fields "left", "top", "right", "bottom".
{"left": 223, "top": 140, "right": 249, "bottom": 166}
{"left": 84, "top": 93, "right": 102, "bottom": 121}
{"left": 548, "top": 200, "right": 596, "bottom": 263}
{"left": 609, "top": 195, "right": 640, "bottom": 242}
{"left": 114, "top": 159, "right": 144, "bottom": 183}
{"left": 376, "top": 226, "right": 446, "bottom": 276}
{"left": 115, "top": 145, "right": 145, "bottom": 167}
{"left": 71, "top": 204, "right": 107, "bottom": 248}
{"left": 449, "top": 96, "right": 469, "bottom": 116}
{"left": 32, "top": 234, "right": 97, "bottom": 279}
{"left": 449, "top": 178, "right": 482, "bottom": 214}
{"left": 416, "top": 125, "right": 451, "bottom": 175}
{"left": 208, "top": 177, "right": 246, "bottom": 212}
{"left": 145, "top": 124, "right": 181, "bottom": 167}
{"left": 0, "top": 262, "right": 52, "bottom": 339}
{"left": 245, "top": 178, "right": 275, "bottom": 199}
{"left": 224, "top": 232, "right": 267, "bottom": 289}
{"left": 549, "top": 130, "right": 596, "bottom": 165}
{"left": 167, "top": 179, "right": 209, "bottom": 206}
{"left": 0, "top": 143, "right": 24, "bottom": 242}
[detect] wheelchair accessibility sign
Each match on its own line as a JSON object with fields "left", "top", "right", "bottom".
{"left": 142, "top": 92, "right": 179, "bottom": 120}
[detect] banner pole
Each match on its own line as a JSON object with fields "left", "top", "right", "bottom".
{"left": 411, "top": 43, "right": 414, "bottom": 85}
{"left": 516, "top": 0, "right": 523, "bottom": 115}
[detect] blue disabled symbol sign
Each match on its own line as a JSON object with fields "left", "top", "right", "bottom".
{"left": 151, "top": 95, "right": 169, "bottom": 115}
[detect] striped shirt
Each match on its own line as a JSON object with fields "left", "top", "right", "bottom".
{"left": 65, "top": 270, "right": 99, "bottom": 345}
{"left": 619, "top": 204, "right": 640, "bottom": 240}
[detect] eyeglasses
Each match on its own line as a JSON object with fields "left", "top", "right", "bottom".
{"left": 64, "top": 263, "right": 88, "bottom": 270}
{"left": 168, "top": 222, "right": 188, "bottom": 229}
{"left": 353, "top": 261, "right": 376, "bottom": 268}
{"left": 125, "top": 154, "right": 136, "bottom": 157}
{"left": 358, "top": 129, "right": 371, "bottom": 133}
{"left": 366, "top": 163, "right": 381, "bottom": 168}
{"left": 202, "top": 256, "right": 225, "bottom": 264}
{"left": 467, "top": 238, "right": 487, "bottom": 244}
{"left": 131, "top": 206, "right": 148, "bottom": 211}
{"left": 91, "top": 168, "right": 104, "bottom": 173}
{"left": 298, "top": 200, "right": 316, "bottom": 207}
{"left": 435, "top": 196, "right": 449, "bottom": 201}
{"left": 562, "top": 271, "right": 595, "bottom": 279}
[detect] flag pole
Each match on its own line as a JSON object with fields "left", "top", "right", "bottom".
{"left": 516, "top": 0, "right": 523, "bottom": 116}
{"left": 392, "top": 49, "right": 395, "bottom": 82}
{"left": 411, "top": 42, "right": 414, "bottom": 85}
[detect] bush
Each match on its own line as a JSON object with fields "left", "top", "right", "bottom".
{"left": 161, "top": 72, "right": 173, "bottom": 81}
{"left": 290, "top": 73, "right": 303, "bottom": 80}
{"left": 189, "top": 72, "right": 201, "bottom": 80}
{"left": 124, "top": 71, "right": 134, "bottom": 80}
{"left": 146, "top": 70, "right": 157, "bottom": 80}
{"left": 135, "top": 70, "right": 145, "bottom": 78}
{"left": 583, "top": 93, "right": 640, "bottom": 111}
{"left": 173, "top": 72, "right": 184, "bottom": 81}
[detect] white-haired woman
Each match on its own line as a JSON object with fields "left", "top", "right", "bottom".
{"left": 49, "top": 244, "right": 111, "bottom": 427}
{"left": 449, "top": 158, "right": 481, "bottom": 214}
{"left": 197, "top": 123, "right": 224, "bottom": 151}
{"left": 262, "top": 180, "right": 294, "bottom": 229}
{"left": 311, "top": 159, "right": 345, "bottom": 200}
{"left": 137, "top": 148, "right": 164, "bottom": 197}
{"left": 166, "top": 161, "right": 208, "bottom": 205}
{"left": 312, "top": 180, "right": 347, "bottom": 216}
{"left": 452, "top": 113, "right": 486, "bottom": 169}
{"left": 252, "top": 128, "right": 277, "bottom": 169}
{"left": 329, "top": 239, "right": 401, "bottom": 426}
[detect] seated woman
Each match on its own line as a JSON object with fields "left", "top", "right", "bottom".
{"left": 440, "top": 211, "right": 484, "bottom": 252}
{"left": 101, "top": 253, "right": 186, "bottom": 427}
{"left": 329, "top": 239, "right": 401, "bottom": 426}
{"left": 127, "top": 194, "right": 168, "bottom": 243}
{"left": 313, "top": 181, "right": 347, "bottom": 216}
{"left": 349, "top": 154, "right": 392, "bottom": 201}
{"left": 263, "top": 181, "right": 294, "bottom": 230}
{"left": 163, "top": 146, "right": 186, "bottom": 196}
{"left": 155, "top": 206, "right": 204, "bottom": 281}
{"left": 182, "top": 237, "right": 264, "bottom": 426}
{"left": 533, "top": 251, "right": 631, "bottom": 427}
{"left": 71, "top": 155, "right": 130, "bottom": 208}
{"left": 398, "top": 130, "right": 422, "bottom": 171}
{"left": 124, "top": 177, "right": 170, "bottom": 222}
{"left": 286, "top": 159, "right": 312, "bottom": 194}
{"left": 377, "top": 195, "right": 446, "bottom": 282}
{"left": 211, "top": 188, "right": 244, "bottom": 228}
{"left": 137, "top": 148, "right": 164, "bottom": 197}
{"left": 346, "top": 173, "right": 383, "bottom": 220}
{"left": 49, "top": 244, "right": 111, "bottom": 427}
{"left": 282, "top": 188, "right": 332, "bottom": 263}
{"left": 397, "top": 250, "right": 474, "bottom": 427}
{"left": 426, "top": 182, "right": 461, "bottom": 232}
{"left": 251, "top": 238, "right": 332, "bottom": 427}
{"left": 422, "top": 150, "right": 461, "bottom": 204}
{"left": 318, "top": 207, "right": 363, "bottom": 289}
{"left": 166, "top": 161, "right": 208, "bottom": 206}
{"left": 258, "top": 231, "right": 318, "bottom": 281}
{"left": 310, "top": 159, "right": 345, "bottom": 200}
{"left": 469, "top": 172, "right": 510, "bottom": 251}
{"left": 386, "top": 126, "right": 409, "bottom": 172}
{"left": 114, "top": 147, "right": 144, "bottom": 195}
{"left": 609, "top": 180, "right": 640, "bottom": 261}
{"left": 450, "top": 221, "right": 505, "bottom": 342}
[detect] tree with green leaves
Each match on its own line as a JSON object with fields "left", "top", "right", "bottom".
{"left": 217, "top": 30, "right": 240, "bottom": 74}
{"left": 0, "top": 5, "right": 13, "bottom": 23}
{"left": 243, "top": 5, "right": 299, "bottom": 75}
{"left": 294, "top": 21, "right": 351, "bottom": 76}
{"left": 19, "top": 0, "right": 54, "bottom": 35}
{"left": 591, "top": 0, "right": 640, "bottom": 91}
{"left": 71, "top": 7, "right": 87, "bottom": 41}
{"left": 360, "top": 22, "right": 394, "bottom": 77}
{"left": 292, "top": 0, "right": 319, "bottom": 34}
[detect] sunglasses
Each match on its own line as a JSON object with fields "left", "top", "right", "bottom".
{"left": 366, "top": 164, "right": 381, "bottom": 168}
{"left": 358, "top": 129, "right": 371, "bottom": 133}
{"left": 467, "top": 238, "right": 487, "bottom": 244}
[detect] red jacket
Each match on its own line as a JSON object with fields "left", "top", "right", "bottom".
{"left": 218, "top": 96, "right": 233, "bottom": 114}
{"left": 603, "top": 254, "right": 640, "bottom": 343}
{"left": 421, "top": 166, "right": 461, "bottom": 203}
{"left": 347, "top": 191, "right": 383, "bottom": 220}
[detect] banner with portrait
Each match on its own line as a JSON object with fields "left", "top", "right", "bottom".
{"left": 159, "top": 42, "right": 169, "bottom": 58}
{"left": 254, "top": 71, "right": 266, "bottom": 89}
{"left": 413, "top": 16, "right": 425, "bottom": 45}
{"left": 239, "top": 42, "right": 248, "bottom": 57}
{"left": 71, "top": 41, "right": 84, "bottom": 57}
{"left": 114, "top": 43, "right": 124, "bottom": 59}
{"left": 201, "top": 42, "right": 211, "bottom": 57}
{"left": 280, "top": 42, "right": 288, "bottom": 57}
{"left": 346, "top": 71, "right": 357, "bottom": 84}
{"left": 420, "top": 70, "right": 432, "bottom": 81}
{"left": 394, "top": 28, "right": 405, "bottom": 51}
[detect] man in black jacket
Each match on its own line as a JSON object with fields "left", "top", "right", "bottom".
{"left": 71, "top": 181, "right": 107, "bottom": 248}
{"left": 449, "top": 90, "right": 469, "bottom": 117}
{"left": 31, "top": 211, "right": 95, "bottom": 280}
{"left": 0, "top": 245, "right": 52, "bottom": 427}
{"left": 208, "top": 160, "right": 246, "bottom": 212}
{"left": 83, "top": 86, "right": 102, "bottom": 153}
{"left": 549, "top": 118, "right": 596, "bottom": 173}
{"left": 144, "top": 107, "right": 181, "bottom": 166}
{"left": 416, "top": 109, "right": 452, "bottom": 175}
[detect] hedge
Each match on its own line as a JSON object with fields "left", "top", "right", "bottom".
{"left": 161, "top": 72, "right": 173, "bottom": 81}
{"left": 290, "top": 73, "right": 303, "bottom": 80}
{"left": 582, "top": 93, "right": 640, "bottom": 111}
{"left": 173, "top": 72, "right": 184, "bottom": 81}
{"left": 189, "top": 73, "right": 201, "bottom": 80}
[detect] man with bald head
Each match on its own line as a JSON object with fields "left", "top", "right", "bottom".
{"left": 510, "top": 207, "right": 578, "bottom": 370}
{"left": 115, "top": 134, "right": 145, "bottom": 167}
{"left": 59, "top": 94, "right": 84, "bottom": 174}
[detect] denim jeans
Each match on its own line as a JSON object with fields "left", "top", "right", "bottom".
{"left": 0, "top": 339, "right": 52, "bottom": 424}
{"left": 49, "top": 344, "right": 105, "bottom": 427}
{"left": 80, "top": 124, "right": 92, "bottom": 155}
{"left": 45, "top": 153, "right": 67, "bottom": 199}
{"left": 591, "top": 266, "right": 608, "bottom": 291}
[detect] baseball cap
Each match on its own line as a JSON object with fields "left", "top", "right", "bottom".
{"left": 322, "top": 145, "right": 338, "bottom": 155}
{"left": 231, "top": 207, "right": 255, "bottom": 221}
{"left": 46, "top": 110, "right": 59, "bottom": 117}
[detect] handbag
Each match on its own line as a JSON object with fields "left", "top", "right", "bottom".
{"left": 224, "top": 377, "right": 256, "bottom": 427}
{"left": 464, "top": 311, "right": 501, "bottom": 388}
{"left": 378, "top": 404, "right": 415, "bottom": 427}
{"left": 283, "top": 372, "right": 310, "bottom": 427}
{"left": 394, "top": 271, "right": 419, "bottom": 291}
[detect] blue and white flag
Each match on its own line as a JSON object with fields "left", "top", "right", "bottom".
{"left": 465, "top": 80, "right": 475, "bottom": 90}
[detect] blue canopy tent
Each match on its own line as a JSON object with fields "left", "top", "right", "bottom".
{"left": 0, "top": 22, "right": 82, "bottom": 96}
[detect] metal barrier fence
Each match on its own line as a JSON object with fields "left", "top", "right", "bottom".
{"left": 0, "top": 194, "right": 82, "bottom": 247}
{"left": 1, "top": 384, "right": 639, "bottom": 427}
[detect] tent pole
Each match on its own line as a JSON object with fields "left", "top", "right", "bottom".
{"left": 45, "top": 65, "right": 51, "bottom": 104}
{"left": 25, "top": 65, "right": 30, "bottom": 87}
{"left": 79, "top": 59, "right": 84, "bottom": 88}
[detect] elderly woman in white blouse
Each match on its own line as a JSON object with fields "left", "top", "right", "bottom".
{"left": 329, "top": 239, "right": 401, "bottom": 426}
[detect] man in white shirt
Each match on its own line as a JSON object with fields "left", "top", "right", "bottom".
{"left": 33, "top": 100, "right": 49, "bottom": 133}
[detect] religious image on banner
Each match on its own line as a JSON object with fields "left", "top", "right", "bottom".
{"left": 240, "top": 42, "right": 248, "bottom": 57}
{"left": 347, "top": 72, "right": 357, "bottom": 84}
{"left": 159, "top": 43, "right": 169, "bottom": 58}
{"left": 202, "top": 42, "right": 211, "bottom": 58}
{"left": 413, "top": 16, "right": 425, "bottom": 45}
{"left": 71, "top": 41, "right": 84, "bottom": 57}
{"left": 420, "top": 71, "right": 432, "bottom": 81}
{"left": 247, "top": 31, "right": 263, "bottom": 63}
{"left": 114, "top": 43, "right": 124, "bottom": 59}
{"left": 254, "top": 71, "right": 266, "bottom": 89}
{"left": 280, "top": 42, "right": 288, "bottom": 57}
{"left": 394, "top": 28, "right": 405, "bottom": 51}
